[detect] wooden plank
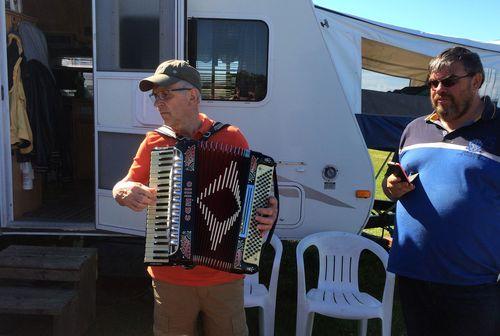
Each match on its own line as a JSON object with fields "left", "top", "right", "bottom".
{"left": 0, "top": 286, "right": 76, "bottom": 315}
{"left": 0, "top": 245, "right": 96, "bottom": 260}
{"left": 0, "top": 267, "right": 81, "bottom": 281}
{"left": 0, "top": 245, "right": 97, "bottom": 281}
{"left": 0, "top": 255, "right": 87, "bottom": 270}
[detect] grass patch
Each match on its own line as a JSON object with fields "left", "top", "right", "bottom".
{"left": 364, "top": 227, "right": 393, "bottom": 240}
{"left": 368, "top": 149, "right": 393, "bottom": 201}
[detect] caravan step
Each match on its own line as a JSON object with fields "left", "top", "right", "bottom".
{"left": 0, "top": 286, "right": 76, "bottom": 315}
{"left": 0, "top": 245, "right": 97, "bottom": 335}
{"left": 0, "top": 245, "right": 97, "bottom": 282}
{"left": 0, "top": 286, "right": 79, "bottom": 336}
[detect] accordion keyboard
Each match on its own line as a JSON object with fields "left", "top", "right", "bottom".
{"left": 145, "top": 148, "right": 183, "bottom": 264}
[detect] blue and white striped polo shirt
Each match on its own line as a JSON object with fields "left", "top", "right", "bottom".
{"left": 388, "top": 96, "right": 500, "bottom": 285}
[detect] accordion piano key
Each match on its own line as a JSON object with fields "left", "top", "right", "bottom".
{"left": 144, "top": 147, "right": 183, "bottom": 265}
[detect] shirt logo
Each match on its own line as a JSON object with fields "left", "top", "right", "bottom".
{"left": 467, "top": 139, "right": 483, "bottom": 153}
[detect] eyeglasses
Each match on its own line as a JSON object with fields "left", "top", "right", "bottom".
{"left": 149, "top": 88, "right": 192, "bottom": 103}
{"left": 428, "top": 73, "right": 473, "bottom": 89}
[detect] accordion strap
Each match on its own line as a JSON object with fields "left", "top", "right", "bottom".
{"left": 200, "top": 122, "right": 230, "bottom": 141}
{"left": 155, "top": 125, "right": 177, "bottom": 139}
{"left": 154, "top": 121, "right": 230, "bottom": 142}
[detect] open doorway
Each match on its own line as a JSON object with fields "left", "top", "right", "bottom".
{"left": 6, "top": 0, "right": 94, "bottom": 226}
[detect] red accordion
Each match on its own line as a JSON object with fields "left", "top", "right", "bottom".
{"left": 144, "top": 140, "right": 276, "bottom": 274}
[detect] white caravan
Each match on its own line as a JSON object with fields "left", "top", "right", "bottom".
{"left": 1, "top": 0, "right": 499, "bottom": 239}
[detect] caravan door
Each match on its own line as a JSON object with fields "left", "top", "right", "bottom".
{"left": 0, "top": 1, "right": 11, "bottom": 230}
{"left": 94, "top": 0, "right": 186, "bottom": 235}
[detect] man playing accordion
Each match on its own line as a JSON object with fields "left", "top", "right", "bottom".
{"left": 112, "top": 60, "right": 278, "bottom": 336}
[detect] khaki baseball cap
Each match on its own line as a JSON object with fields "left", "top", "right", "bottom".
{"left": 139, "top": 60, "right": 202, "bottom": 92}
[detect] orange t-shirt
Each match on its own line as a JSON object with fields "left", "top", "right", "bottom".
{"left": 128, "top": 113, "right": 249, "bottom": 286}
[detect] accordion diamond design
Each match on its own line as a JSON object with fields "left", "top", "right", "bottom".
{"left": 197, "top": 160, "right": 242, "bottom": 251}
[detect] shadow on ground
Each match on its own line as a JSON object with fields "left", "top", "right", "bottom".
{"left": 85, "top": 277, "right": 153, "bottom": 336}
{"left": 85, "top": 277, "right": 267, "bottom": 336}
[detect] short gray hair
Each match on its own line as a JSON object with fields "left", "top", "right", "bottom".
{"left": 178, "top": 79, "right": 201, "bottom": 103}
{"left": 429, "top": 47, "right": 485, "bottom": 87}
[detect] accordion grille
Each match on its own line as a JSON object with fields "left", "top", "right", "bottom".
{"left": 193, "top": 143, "right": 249, "bottom": 269}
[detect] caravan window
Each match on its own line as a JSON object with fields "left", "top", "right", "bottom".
{"left": 95, "top": 0, "right": 176, "bottom": 71}
{"left": 188, "top": 18, "right": 269, "bottom": 102}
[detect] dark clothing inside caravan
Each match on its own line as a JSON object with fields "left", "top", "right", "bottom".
{"left": 22, "top": 59, "right": 71, "bottom": 178}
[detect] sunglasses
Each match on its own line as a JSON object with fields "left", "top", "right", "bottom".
{"left": 428, "top": 73, "right": 473, "bottom": 89}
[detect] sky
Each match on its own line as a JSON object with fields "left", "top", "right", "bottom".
{"left": 314, "top": 0, "right": 499, "bottom": 43}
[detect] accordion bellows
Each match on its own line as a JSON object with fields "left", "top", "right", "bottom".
{"left": 145, "top": 140, "right": 276, "bottom": 274}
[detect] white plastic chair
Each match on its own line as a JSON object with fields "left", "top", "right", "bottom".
{"left": 244, "top": 234, "right": 283, "bottom": 336}
{"left": 296, "top": 231, "right": 395, "bottom": 336}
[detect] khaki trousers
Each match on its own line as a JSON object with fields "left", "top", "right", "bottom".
{"left": 152, "top": 279, "right": 248, "bottom": 336}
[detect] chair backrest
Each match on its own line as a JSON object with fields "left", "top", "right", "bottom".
{"left": 245, "top": 234, "right": 283, "bottom": 289}
{"left": 296, "top": 231, "right": 388, "bottom": 292}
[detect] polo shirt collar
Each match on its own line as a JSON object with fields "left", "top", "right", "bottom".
{"left": 425, "top": 96, "right": 497, "bottom": 129}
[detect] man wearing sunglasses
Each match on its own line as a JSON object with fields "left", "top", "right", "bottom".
{"left": 112, "top": 60, "right": 278, "bottom": 336}
{"left": 382, "top": 47, "right": 499, "bottom": 336}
